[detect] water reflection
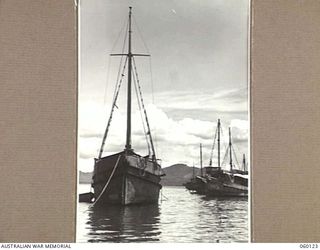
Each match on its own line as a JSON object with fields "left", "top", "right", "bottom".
{"left": 198, "top": 196, "right": 248, "bottom": 242}
{"left": 87, "top": 204, "right": 161, "bottom": 242}
{"left": 77, "top": 186, "right": 248, "bottom": 243}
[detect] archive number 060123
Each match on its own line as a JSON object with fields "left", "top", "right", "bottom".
{"left": 300, "top": 244, "right": 319, "bottom": 249}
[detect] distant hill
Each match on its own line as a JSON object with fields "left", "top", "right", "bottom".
{"left": 161, "top": 164, "right": 200, "bottom": 186}
{"left": 79, "top": 171, "right": 92, "bottom": 184}
{"left": 79, "top": 164, "right": 199, "bottom": 186}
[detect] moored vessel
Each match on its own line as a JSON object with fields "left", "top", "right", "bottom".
{"left": 205, "top": 122, "right": 248, "bottom": 197}
{"left": 183, "top": 144, "right": 207, "bottom": 194}
{"left": 91, "top": 7, "right": 164, "bottom": 205}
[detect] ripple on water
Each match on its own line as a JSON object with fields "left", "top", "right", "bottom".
{"left": 77, "top": 185, "right": 248, "bottom": 243}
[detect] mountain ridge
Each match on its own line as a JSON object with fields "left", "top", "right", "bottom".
{"left": 79, "top": 163, "right": 200, "bottom": 186}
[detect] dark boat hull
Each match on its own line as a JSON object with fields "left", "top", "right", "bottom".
{"left": 79, "top": 192, "right": 94, "bottom": 203}
{"left": 184, "top": 177, "right": 206, "bottom": 194}
{"left": 92, "top": 152, "right": 162, "bottom": 205}
{"left": 206, "top": 176, "right": 248, "bottom": 197}
{"left": 184, "top": 180, "right": 197, "bottom": 191}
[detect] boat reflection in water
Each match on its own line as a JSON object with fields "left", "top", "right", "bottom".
{"left": 78, "top": 186, "right": 248, "bottom": 243}
{"left": 197, "top": 196, "right": 248, "bottom": 242}
{"left": 86, "top": 204, "right": 161, "bottom": 242}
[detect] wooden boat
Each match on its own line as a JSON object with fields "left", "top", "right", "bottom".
{"left": 184, "top": 119, "right": 226, "bottom": 194}
{"left": 183, "top": 164, "right": 197, "bottom": 191}
{"left": 79, "top": 192, "right": 94, "bottom": 203}
{"left": 91, "top": 7, "right": 164, "bottom": 205}
{"left": 183, "top": 144, "right": 207, "bottom": 194}
{"left": 205, "top": 121, "right": 248, "bottom": 197}
{"left": 184, "top": 176, "right": 207, "bottom": 194}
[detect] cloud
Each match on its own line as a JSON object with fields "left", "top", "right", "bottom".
{"left": 79, "top": 151, "right": 95, "bottom": 159}
{"left": 146, "top": 88, "right": 248, "bottom": 122}
{"left": 78, "top": 0, "right": 249, "bottom": 172}
{"left": 155, "top": 88, "right": 246, "bottom": 111}
{"left": 78, "top": 101, "right": 248, "bottom": 171}
{"left": 80, "top": 0, "right": 248, "bottom": 100}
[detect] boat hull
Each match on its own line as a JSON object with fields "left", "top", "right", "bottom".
{"left": 206, "top": 177, "right": 248, "bottom": 197}
{"left": 92, "top": 152, "right": 162, "bottom": 205}
{"left": 184, "top": 177, "right": 206, "bottom": 194}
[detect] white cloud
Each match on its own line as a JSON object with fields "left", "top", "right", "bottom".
{"left": 78, "top": 0, "right": 249, "bottom": 172}
{"left": 155, "top": 88, "right": 247, "bottom": 113}
{"left": 78, "top": 101, "right": 248, "bottom": 172}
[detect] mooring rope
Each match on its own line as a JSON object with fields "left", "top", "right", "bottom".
{"left": 90, "top": 155, "right": 122, "bottom": 207}
{"left": 160, "top": 189, "right": 168, "bottom": 203}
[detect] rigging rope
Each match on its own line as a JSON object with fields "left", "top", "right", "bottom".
{"left": 220, "top": 126, "right": 228, "bottom": 153}
{"left": 111, "top": 17, "right": 129, "bottom": 53}
{"left": 99, "top": 18, "right": 129, "bottom": 157}
{"left": 233, "top": 141, "right": 246, "bottom": 170}
{"left": 133, "top": 15, "right": 159, "bottom": 156}
{"left": 148, "top": 57, "right": 155, "bottom": 105}
{"left": 132, "top": 57, "right": 156, "bottom": 159}
{"left": 132, "top": 66, "right": 152, "bottom": 156}
{"left": 132, "top": 14, "right": 160, "bottom": 161}
{"left": 98, "top": 56, "right": 128, "bottom": 159}
{"left": 231, "top": 145, "right": 241, "bottom": 170}
{"left": 103, "top": 55, "right": 112, "bottom": 105}
{"left": 209, "top": 125, "right": 218, "bottom": 166}
{"left": 104, "top": 18, "right": 129, "bottom": 105}
{"left": 147, "top": 56, "right": 160, "bottom": 159}
{"left": 110, "top": 23, "right": 129, "bottom": 105}
{"left": 221, "top": 146, "right": 229, "bottom": 168}
{"left": 132, "top": 15, "right": 150, "bottom": 53}
{"left": 148, "top": 57, "right": 158, "bottom": 152}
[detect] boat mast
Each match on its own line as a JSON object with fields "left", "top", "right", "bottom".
{"left": 242, "top": 154, "right": 246, "bottom": 171}
{"left": 200, "top": 143, "right": 203, "bottom": 177}
{"left": 192, "top": 162, "right": 195, "bottom": 179}
{"left": 107, "top": 7, "right": 150, "bottom": 155}
{"left": 229, "top": 127, "right": 233, "bottom": 173}
{"left": 217, "top": 119, "right": 221, "bottom": 170}
{"left": 125, "top": 6, "right": 133, "bottom": 151}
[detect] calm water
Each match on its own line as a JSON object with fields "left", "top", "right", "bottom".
{"left": 77, "top": 185, "right": 248, "bottom": 243}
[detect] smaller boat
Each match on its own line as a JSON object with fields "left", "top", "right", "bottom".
{"left": 183, "top": 144, "right": 206, "bottom": 194}
{"left": 205, "top": 123, "right": 248, "bottom": 197}
{"left": 184, "top": 176, "right": 207, "bottom": 194}
{"left": 79, "top": 192, "right": 94, "bottom": 203}
{"left": 183, "top": 164, "right": 197, "bottom": 192}
{"left": 232, "top": 154, "right": 248, "bottom": 175}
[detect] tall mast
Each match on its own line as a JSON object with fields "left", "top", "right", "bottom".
{"left": 108, "top": 7, "right": 150, "bottom": 154}
{"left": 217, "top": 119, "right": 221, "bottom": 170}
{"left": 125, "top": 6, "right": 133, "bottom": 151}
{"left": 229, "top": 127, "right": 233, "bottom": 172}
{"left": 200, "top": 143, "right": 203, "bottom": 177}
{"left": 242, "top": 154, "right": 246, "bottom": 171}
{"left": 192, "top": 162, "right": 195, "bottom": 179}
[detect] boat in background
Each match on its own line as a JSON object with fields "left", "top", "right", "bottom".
{"left": 183, "top": 164, "right": 197, "bottom": 192}
{"left": 183, "top": 144, "right": 206, "bottom": 194}
{"left": 205, "top": 123, "right": 248, "bottom": 197}
{"left": 184, "top": 119, "right": 248, "bottom": 197}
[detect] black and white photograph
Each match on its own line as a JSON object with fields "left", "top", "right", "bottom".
{"left": 77, "top": 0, "right": 249, "bottom": 243}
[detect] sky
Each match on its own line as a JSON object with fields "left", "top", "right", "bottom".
{"left": 79, "top": 0, "right": 249, "bottom": 172}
